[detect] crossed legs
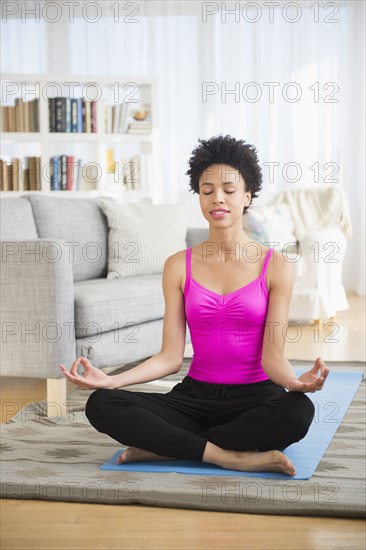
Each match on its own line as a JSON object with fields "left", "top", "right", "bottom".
{"left": 85, "top": 388, "right": 315, "bottom": 476}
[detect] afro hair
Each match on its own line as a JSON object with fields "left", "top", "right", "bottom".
{"left": 186, "top": 134, "right": 263, "bottom": 215}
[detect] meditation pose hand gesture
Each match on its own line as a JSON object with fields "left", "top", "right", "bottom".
{"left": 58, "top": 357, "right": 114, "bottom": 390}
{"left": 287, "top": 358, "right": 330, "bottom": 393}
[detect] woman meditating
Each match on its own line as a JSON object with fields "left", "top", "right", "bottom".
{"left": 59, "top": 134, "right": 329, "bottom": 476}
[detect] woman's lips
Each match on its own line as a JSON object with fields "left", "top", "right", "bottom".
{"left": 210, "top": 210, "right": 229, "bottom": 218}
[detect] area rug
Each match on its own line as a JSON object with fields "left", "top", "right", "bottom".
{"left": 1, "top": 360, "right": 365, "bottom": 518}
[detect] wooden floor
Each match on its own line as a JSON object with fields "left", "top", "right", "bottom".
{"left": 1, "top": 293, "right": 365, "bottom": 550}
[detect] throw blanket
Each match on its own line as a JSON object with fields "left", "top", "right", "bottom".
{"left": 270, "top": 186, "right": 352, "bottom": 241}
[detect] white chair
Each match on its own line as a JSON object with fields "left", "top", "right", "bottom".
{"left": 243, "top": 185, "right": 352, "bottom": 326}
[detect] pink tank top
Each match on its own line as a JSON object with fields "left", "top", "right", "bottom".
{"left": 184, "top": 247, "right": 273, "bottom": 384}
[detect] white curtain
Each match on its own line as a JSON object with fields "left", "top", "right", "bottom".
{"left": 1, "top": 0, "right": 364, "bottom": 295}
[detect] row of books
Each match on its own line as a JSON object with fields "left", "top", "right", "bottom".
{"left": 2, "top": 98, "right": 153, "bottom": 134}
{"left": 49, "top": 98, "right": 97, "bottom": 133}
{"left": 104, "top": 104, "right": 152, "bottom": 134}
{"left": 1, "top": 98, "right": 40, "bottom": 132}
{"left": 1, "top": 154, "right": 152, "bottom": 192}
{"left": 0, "top": 156, "right": 81, "bottom": 191}
{"left": 50, "top": 155, "right": 83, "bottom": 190}
{"left": 1, "top": 97, "right": 97, "bottom": 133}
{"left": 0, "top": 157, "right": 41, "bottom": 191}
{"left": 49, "top": 155, "right": 153, "bottom": 190}
{"left": 105, "top": 102, "right": 130, "bottom": 134}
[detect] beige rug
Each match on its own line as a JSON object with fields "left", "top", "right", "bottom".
{"left": 0, "top": 359, "right": 365, "bottom": 518}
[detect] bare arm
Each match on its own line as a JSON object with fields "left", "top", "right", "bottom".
{"left": 261, "top": 251, "right": 329, "bottom": 392}
{"left": 107, "top": 352, "right": 179, "bottom": 390}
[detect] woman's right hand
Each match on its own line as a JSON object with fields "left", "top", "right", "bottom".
{"left": 58, "top": 356, "right": 115, "bottom": 390}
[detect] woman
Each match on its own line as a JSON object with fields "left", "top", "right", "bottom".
{"left": 59, "top": 135, "right": 329, "bottom": 476}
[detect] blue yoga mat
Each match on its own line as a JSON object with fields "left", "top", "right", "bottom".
{"left": 100, "top": 369, "right": 363, "bottom": 480}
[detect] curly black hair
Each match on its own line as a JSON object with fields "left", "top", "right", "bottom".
{"left": 186, "top": 134, "right": 263, "bottom": 215}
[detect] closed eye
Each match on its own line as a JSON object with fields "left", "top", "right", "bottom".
{"left": 202, "top": 191, "right": 236, "bottom": 195}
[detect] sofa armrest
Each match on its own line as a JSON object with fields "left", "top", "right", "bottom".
{"left": 186, "top": 227, "right": 209, "bottom": 248}
{"left": 0, "top": 239, "right": 75, "bottom": 379}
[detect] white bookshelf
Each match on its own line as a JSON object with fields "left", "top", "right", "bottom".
{"left": 0, "top": 74, "right": 160, "bottom": 203}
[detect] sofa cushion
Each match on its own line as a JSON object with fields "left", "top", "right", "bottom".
{"left": 0, "top": 197, "right": 38, "bottom": 240}
{"left": 97, "top": 198, "right": 188, "bottom": 279}
{"left": 24, "top": 194, "right": 110, "bottom": 282}
{"left": 73, "top": 274, "right": 164, "bottom": 338}
{"left": 243, "top": 203, "right": 297, "bottom": 252}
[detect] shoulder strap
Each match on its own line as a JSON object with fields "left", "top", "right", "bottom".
{"left": 184, "top": 247, "right": 191, "bottom": 295}
{"left": 261, "top": 248, "right": 273, "bottom": 278}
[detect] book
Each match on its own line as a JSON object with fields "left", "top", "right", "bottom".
{"left": 66, "top": 156, "right": 74, "bottom": 190}
{"left": 82, "top": 99, "right": 86, "bottom": 132}
{"left": 28, "top": 157, "right": 38, "bottom": 191}
{"left": 127, "top": 128, "right": 152, "bottom": 134}
{"left": 23, "top": 166, "right": 29, "bottom": 191}
{"left": 15, "top": 98, "right": 23, "bottom": 132}
{"left": 4, "top": 163, "right": 12, "bottom": 191}
{"left": 85, "top": 100, "right": 91, "bottom": 133}
{"left": 55, "top": 97, "right": 63, "bottom": 132}
{"left": 34, "top": 98, "right": 40, "bottom": 132}
{"left": 49, "top": 98, "right": 56, "bottom": 132}
{"left": 50, "top": 156, "right": 61, "bottom": 190}
{"left": 104, "top": 103, "right": 112, "bottom": 133}
{"left": 61, "top": 154, "right": 67, "bottom": 190}
{"left": 77, "top": 98, "right": 83, "bottom": 132}
{"left": 91, "top": 100, "right": 97, "bottom": 133}
{"left": 121, "top": 103, "right": 131, "bottom": 133}
{"left": 75, "top": 159, "right": 82, "bottom": 190}
{"left": 12, "top": 158, "right": 20, "bottom": 191}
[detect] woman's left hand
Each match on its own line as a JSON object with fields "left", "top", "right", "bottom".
{"left": 287, "top": 357, "right": 330, "bottom": 393}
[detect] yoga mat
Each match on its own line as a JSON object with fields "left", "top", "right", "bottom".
{"left": 100, "top": 369, "right": 363, "bottom": 480}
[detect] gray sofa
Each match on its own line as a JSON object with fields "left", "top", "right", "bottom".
{"left": 0, "top": 194, "right": 208, "bottom": 415}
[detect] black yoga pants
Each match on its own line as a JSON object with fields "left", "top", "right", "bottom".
{"left": 85, "top": 375, "right": 315, "bottom": 462}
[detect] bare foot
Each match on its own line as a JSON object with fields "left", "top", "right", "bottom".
{"left": 228, "top": 449, "right": 297, "bottom": 476}
{"left": 117, "top": 446, "right": 177, "bottom": 464}
{"left": 203, "top": 443, "right": 297, "bottom": 476}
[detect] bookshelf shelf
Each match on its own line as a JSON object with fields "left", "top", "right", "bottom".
{"left": 102, "top": 133, "right": 153, "bottom": 142}
{"left": 2, "top": 132, "right": 42, "bottom": 142}
{"left": 1, "top": 74, "right": 158, "bottom": 202}
{"left": 1, "top": 133, "right": 153, "bottom": 143}
{"left": 46, "top": 133, "right": 99, "bottom": 142}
